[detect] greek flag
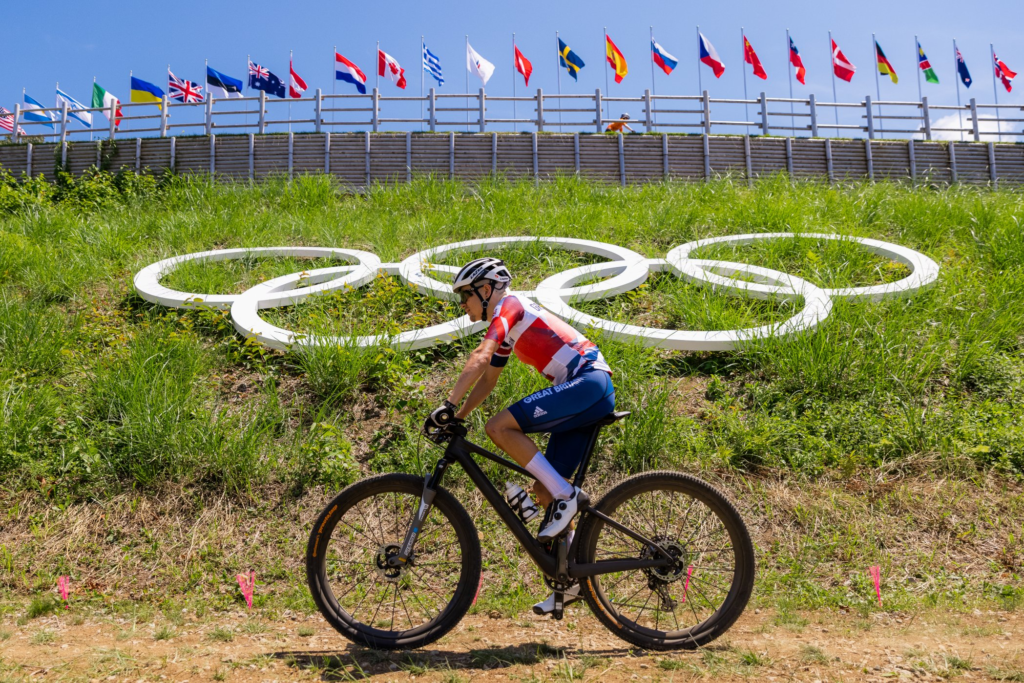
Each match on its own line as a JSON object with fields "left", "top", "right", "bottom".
{"left": 423, "top": 43, "right": 444, "bottom": 86}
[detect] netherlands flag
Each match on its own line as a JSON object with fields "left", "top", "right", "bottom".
{"left": 698, "top": 32, "right": 725, "bottom": 78}
{"left": 651, "top": 39, "right": 678, "bottom": 75}
{"left": 336, "top": 52, "right": 367, "bottom": 94}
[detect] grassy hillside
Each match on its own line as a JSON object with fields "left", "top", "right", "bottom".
{"left": 0, "top": 168, "right": 1021, "bottom": 614}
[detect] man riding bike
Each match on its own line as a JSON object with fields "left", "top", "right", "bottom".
{"left": 423, "top": 257, "right": 616, "bottom": 615}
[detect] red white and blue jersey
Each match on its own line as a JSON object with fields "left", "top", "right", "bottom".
{"left": 485, "top": 294, "right": 610, "bottom": 384}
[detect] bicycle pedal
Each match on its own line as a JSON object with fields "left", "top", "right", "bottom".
{"left": 552, "top": 592, "right": 564, "bottom": 620}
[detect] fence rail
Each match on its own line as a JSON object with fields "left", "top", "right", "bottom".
{"left": 3, "top": 131, "right": 1023, "bottom": 189}
{"left": 5, "top": 88, "right": 1024, "bottom": 144}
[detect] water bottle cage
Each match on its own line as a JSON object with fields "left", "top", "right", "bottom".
{"left": 508, "top": 489, "right": 539, "bottom": 522}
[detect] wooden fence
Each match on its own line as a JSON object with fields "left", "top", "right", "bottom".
{"left": 2, "top": 132, "right": 1023, "bottom": 187}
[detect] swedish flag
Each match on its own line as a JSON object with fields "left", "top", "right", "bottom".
{"left": 558, "top": 38, "right": 585, "bottom": 81}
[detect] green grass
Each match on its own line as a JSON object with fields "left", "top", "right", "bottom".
{"left": 1, "top": 168, "right": 1023, "bottom": 613}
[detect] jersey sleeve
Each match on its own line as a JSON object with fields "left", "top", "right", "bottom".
{"left": 484, "top": 296, "right": 523, "bottom": 367}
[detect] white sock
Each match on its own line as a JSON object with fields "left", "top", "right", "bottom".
{"left": 525, "top": 452, "right": 573, "bottom": 500}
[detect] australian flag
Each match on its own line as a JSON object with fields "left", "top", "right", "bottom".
{"left": 956, "top": 47, "right": 972, "bottom": 88}
{"left": 248, "top": 59, "right": 286, "bottom": 98}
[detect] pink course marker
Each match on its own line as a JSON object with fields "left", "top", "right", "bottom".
{"left": 869, "top": 565, "right": 882, "bottom": 607}
{"left": 57, "top": 576, "right": 70, "bottom": 608}
{"left": 681, "top": 565, "right": 694, "bottom": 603}
{"left": 236, "top": 571, "right": 255, "bottom": 610}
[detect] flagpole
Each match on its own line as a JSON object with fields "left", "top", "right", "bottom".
{"left": 953, "top": 39, "right": 964, "bottom": 142}
{"left": 332, "top": 44, "right": 337, "bottom": 130}
{"left": 465, "top": 35, "right": 470, "bottom": 133}
{"left": 872, "top": 34, "right": 883, "bottom": 139}
{"left": 786, "top": 29, "right": 795, "bottom": 135}
{"left": 245, "top": 55, "right": 250, "bottom": 132}
{"left": 829, "top": 31, "right": 839, "bottom": 129}
{"left": 649, "top": 26, "right": 657, "bottom": 130}
{"left": 696, "top": 25, "right": 703, "bottom": 97}
{"left": 420, "top": 36, "right": 425, "bottom": 132}
{"left": 556, "top": 31, "right": 563, "bottom": 130}
{"left": 91, "top": 76, "right": 95, "bottom": 141}
{"left": 289, "top": 50, "right": 293, "bottom": 133}
{"left": 603, "top": 26, "right": 610, "bottom": 126}
{"left": 741, "top": 28, "right": 749, "bottom": 136}
{"left": 376, "top": 41, "right": 380, "bottom": 91}
{"left": 914, "top": 37, "right": 923, "bottom": 104}
{"left": 512, "top": 32, "right": 518, "bottom": 133}
{"left": 991, "top": 43, "right": 1002, "bottom": 143}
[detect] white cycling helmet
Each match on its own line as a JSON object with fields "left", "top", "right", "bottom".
{"left": 452, "top": 257, "right": 512, "bottom": 318}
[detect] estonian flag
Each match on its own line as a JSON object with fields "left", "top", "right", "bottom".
{"left": 207, "top": 66, "right": 243, "bottom": 99}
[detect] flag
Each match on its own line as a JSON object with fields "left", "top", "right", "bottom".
{"left": 378, "top": 49, "right": 407, "bottom": 89}
{"left": 558, "top": 38, "right": 585, "bottom": 81}
{"left": 248, "top": 60, "right": 286, "bottom": 97}
{"left": 651, "top": 39, "right": 678, "bottom": 75}
{"left": 789, "top": 36, "right": 806, "bottom": 85}
{"left": 91, "top": 82, "right": 122, "bottom": 128}
{"left": 831, "top": 39, "right": 856, "bottom": 82}
{"left": 22, "top": 94, "right": 55, "bottom": 128}
{"left": 956, "top": 47, "right": 972, "bottom": 88}
{"left": 206, "top": 66, "right": 243, "bottom": 99}
{"left": 131, "top": 76, "right": 164, "bottom": 108}
{"left": 423, "top": 43, "right": 444, "bottom": 86}
{"left": 514, "top": 45, "right": 533, "bottom": 86}
{"left": 875, "top": 41, "right": 898, "bottom": 84}
{"left": 289, "top": 60, "right": 307, "bottom": 98}
{"left": 168, "top": 69, "right": 203, "bottom": 103}
{"left": 0, "top": 106, "right": 26, "bottom": 136}
{"left": 698, "top": 32, "right": 725, "bottom": 78}
{"left": 335, "top": 53, "right": 367, "bottom": 94}
{"left": 993, "top": 51, "right": 1017, "bottom": 93}
{"left": 743, "top": 34, "right": 767, "bottom": 80}
{"left": 55, "top": 88, "right": 92, "bottom": 127}
{"left": 605, "top": 34, "right": 628, "bottom": 83}
{"left": 916, "top": 41, "right": 939, "bottom": 84}
{"left": 467, "top": 42, "right": 495, "bottom": 86}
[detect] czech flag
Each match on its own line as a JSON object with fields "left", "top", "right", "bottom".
{"left": 789, "top": 36, "right": 806, "bottom": 85}
{"left": 698, "top": 33, "right": 725, "bottom": 78}
{"left": 336, "top": 53, "right": 367, "bottom": 94}
{"left": 605, "top": 34, "right": 628, "bottom": 83}
{"left": 378, "top": 49, "right": 407, "bottom": 89}
{"left": 651, "top": 39, "right": 678, "bottom": 75}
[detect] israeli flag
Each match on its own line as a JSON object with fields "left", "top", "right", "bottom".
{"left": 423, "top": 43, "right": 444, "bottom": 86}
{"left": 23, "top": 93, "right": 55, "bottom": 128}
{"left": 56, "top": 87, "right": 93, "bottom": 127}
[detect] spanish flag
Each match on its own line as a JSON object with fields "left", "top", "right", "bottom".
{"left": 131, "top": 75, "right": 165, "bottom": 109}
{"left": 875, "top": 41, "right": 898, "bottom": 84}
{"left": 605, "top": 34, "right": 628, "bottom": 83}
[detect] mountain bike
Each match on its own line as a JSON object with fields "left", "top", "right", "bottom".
{"left": 306, "top": 411, "right": 755, "bottom": 651}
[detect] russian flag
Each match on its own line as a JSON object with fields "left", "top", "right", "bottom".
{"left": 651, "top": 39, "right": 678, "bottom": 75}
{"left": 698, "top": 32, "right": 725, "bottom": 78}
{"left": 335, "top": 52, "right": 367, "bottom": 94}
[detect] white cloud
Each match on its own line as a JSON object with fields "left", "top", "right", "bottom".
{"left": 928, "top": 113, "right": 1021, "bottom": 142}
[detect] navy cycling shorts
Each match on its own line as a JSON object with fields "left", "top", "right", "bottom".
{"left": 508, "top": 368, "right": 616, "bottom": 478}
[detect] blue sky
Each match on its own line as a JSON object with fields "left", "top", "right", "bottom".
{"left": 3, "top": 0, "right": 1020, "bottom": 137}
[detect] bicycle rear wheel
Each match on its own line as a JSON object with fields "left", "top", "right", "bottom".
{"left": 576, "top": 471, "right": 754, "bottom": 651}
{"left": 306, "top": 473, "right": 481, "bottom": 650}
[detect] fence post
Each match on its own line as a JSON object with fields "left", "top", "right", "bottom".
{"left": 314, "top": 88, "right": 322, "bottom": 134}
{"left": 865, "top": 96, "right": 874, "bottom": 139}
{"left": 325, "top": 131, "right": 331, "bottom": 175}
{"left": 759, "top": 92, "right": 769, "bottom": 136}
{"left": 205, "top": 94, "right": 213, "bottom": 136}
{"left": 492, "top": 132, "right": 497, "bottom": 174}
{"left": 61, "top": 140, "right": 67, "bottom": 169}
{"left": 785, "top": 137, "right": 793, "bottom": 176}
{"left": 809, "top": 94, "right": 818, "bottom": 137}
{"left": 372, "top": 88, "right": 379, "bottom": 133}
{"left": 535, "top": 88, "right": 544, "bottom": 132}
{"left": 258, "top": 91, "right": 266, "bottom": 134}
{"left": 662, "top": 132, "right": 669, "bottom": 179}
{"left": 11, "top": 104, "right": 20, "bottom": 143}
{"left": 479, "top": 88, "right": 486, "bottom": 133}
{"left": 594, "top": 88, "right": 603, "bottom": 133}
{"left": 949, "top": 142, "right": 958, "bottom": 183}
{"left": 643, "top": 89, "right": 653, "bottom": 133}
{"left": 573, "top": 132, "right": 580, "bottom": 173}
{"left": 908, "top": 138, "right": 917, "bottom": 184}
{"left": 159, "top": 96, "right": 168, "bottom": 137}
{"left": 248, "top": 133, "right": 254, "bottom": 180}
{"left": 135, "top": 138, "right": 141, "bottom": 171}
{"left": 825, "top": 138, "right": 834, "bottom": 185}
{"left": 366, "top": 130, "right": 372, "bottom": 186}
{"left": 532, "top": 131, "right": 539, "bottom": 184}
{"left": 702, "top": 90, "right": 711, "bottom": 135}
{"left": 988, "top": 141, "right": 997, "bottom": 189}
{"left": 429, "top": 88, "right": 437, "bottom": 132}
{"left": 406, "top": 131, "right": 412, "bottom": 182}
{"left": 617, "top": 132, "right": 625, "bottom": 186}
{"left": 209, "top": 134, "right": 216, "bottom": 175}
{"left": 288, "top": 131, "right": 294, "bottom": 181}
{"left": 95, "top": 140, "right": 101, "bottom": 169}
{"left": 865, "top": 139, "right": 874, "bottom": 182}
{"left": 26, "top": 143, "right": 32, "bottom": 176}
{"left": 969, "top": 98, "right": 980, "bottom": 141}
{"left": 60, "top": 101, "right": 69, "bottom": 145}
{"left": 702, "top": 132, "right": 710, "bottom": 180}
{"left": 108, "top": 100, "right": 116, "bottom": 139}
{"left": 921, "top": 96, "right": 932, "bottom": 141}
{"left": 744, "top": 134, "right": 752, "bottom": 186}
{"left": 169, "top": 136, "right": 176, "bottom": 173}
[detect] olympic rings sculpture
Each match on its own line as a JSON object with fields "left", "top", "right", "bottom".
{"left": 133, "top": 234, "right": 940, "bottom": 352}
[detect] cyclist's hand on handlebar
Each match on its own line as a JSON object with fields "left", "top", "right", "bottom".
{"left": 423, "top": 400, "right": 459, "bottom": 434}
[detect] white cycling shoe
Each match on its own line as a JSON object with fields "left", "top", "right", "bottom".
{"left": 532, "top": 584, "right": 581, "bottom": 615}
{"left": 537, "top": 486, "right": 586, "bottom": 541}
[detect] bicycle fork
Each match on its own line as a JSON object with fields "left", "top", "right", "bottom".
{"left": 393, "top": 458, "right": 450, "bottom": 567}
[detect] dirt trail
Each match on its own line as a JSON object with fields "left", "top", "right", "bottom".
{"left": 2, "top": 607, "right": 1019, "bottom": 682}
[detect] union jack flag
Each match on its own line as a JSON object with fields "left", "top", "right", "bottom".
{"left": 249, "top": 61, "right": 269, "bottom": 80}
{"left": 168, "top": 69, "right": 204, "bottom": 103}
{"left": 0, "top": 106, "right": 27, "bottom": 135}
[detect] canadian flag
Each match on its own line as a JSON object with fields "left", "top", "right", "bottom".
{"left": 378, "top": 49, "right": 407, "bottom": 89}
{"left": 832, "top": 39, "right": 856, "bottom": 82}
{"left": 289, "top": 60, "right": 307, "bottom": 99}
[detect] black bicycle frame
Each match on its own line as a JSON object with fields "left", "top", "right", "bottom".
{"left": 395, "top": 427, "right": 676, "bottom": 582}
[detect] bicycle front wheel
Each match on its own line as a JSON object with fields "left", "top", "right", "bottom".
{"left": 306, "top": 473, "right": 481, "bottom": 650}
{"left": 576, "top": 471, "right": 755, "bottom": 651}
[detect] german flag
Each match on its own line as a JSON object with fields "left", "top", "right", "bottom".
{"left": 875, "top": 41, "right": 898, "bottom": 84}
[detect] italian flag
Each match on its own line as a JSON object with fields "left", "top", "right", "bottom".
{"left": 92, "top": 82, "right": 123, "bottom": 127}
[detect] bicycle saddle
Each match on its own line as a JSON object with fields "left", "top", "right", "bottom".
{"left": 596, "top": 411, "right": 631, "bottom": 426}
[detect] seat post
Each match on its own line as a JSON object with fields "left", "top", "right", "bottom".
{"left": 571, "top": 423, "right": 606, "bottom": 489}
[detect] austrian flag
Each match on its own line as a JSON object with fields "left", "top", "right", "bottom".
{"left": 378, "top": 49, "right": 407, "bottom": 89}
{"left": 289, "top": 60, "right": 307, "bottom": 99}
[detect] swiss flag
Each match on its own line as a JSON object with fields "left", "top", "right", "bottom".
{"left": 378, "top": 49, "right": 407, "bottom": 89}
{"left": 514, "top": 45, "right": 533, "bottom": 87}
{"left": 832, "top": 39, "right": 856, "bottom": 82}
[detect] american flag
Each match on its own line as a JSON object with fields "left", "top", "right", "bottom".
{"left": 0, "top": 106, "right": 27, "bottom": 135}
{"left": 168, "top": 69, "right": 204, "bottom": 103}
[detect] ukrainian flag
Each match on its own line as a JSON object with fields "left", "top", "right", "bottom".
{"left": 558, "top": 38, "right": 585, "bottom": 81}
{"left": 131, "top": 76, "right": 165, "bottom": 108}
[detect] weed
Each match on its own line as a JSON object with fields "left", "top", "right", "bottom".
{"left": 0, "top": 629, "right": 11, "bottom": 641}
{"left": 153, "top": 625, "right": 175, "bottom": 641}
{"left": 207, "top": 627, "right": 234, "bottom": 642}
{"left": 30, "top": 629, "right": 56, "bottom": 644}
{"left": 297, "top": 625, "right": 315, "bottom": 637}
{"left": 738, "top": 649, "right": 772, "bottom": 667}
{"left": 24, "top": 595, "right": 59, "bottom": 619}
{"left": 800, "top": 645, "right": 830, "bottom": 665}
{"left": 212, "top": 670, "right": 227, "bottom": 682}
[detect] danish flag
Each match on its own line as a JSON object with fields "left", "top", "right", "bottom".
{"left": 168, "top": 69, "right": 203, "bottom": 103}
{"left": 831, "top": 39, "right": 856, "bottom": 82}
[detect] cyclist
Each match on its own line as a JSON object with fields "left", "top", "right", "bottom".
{"left": 423, "top": 257, "right": 615, "bottom": 615}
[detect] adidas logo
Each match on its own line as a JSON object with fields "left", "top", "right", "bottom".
{"left": 532, "top": 406, "right": 548, "bottom": 418}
